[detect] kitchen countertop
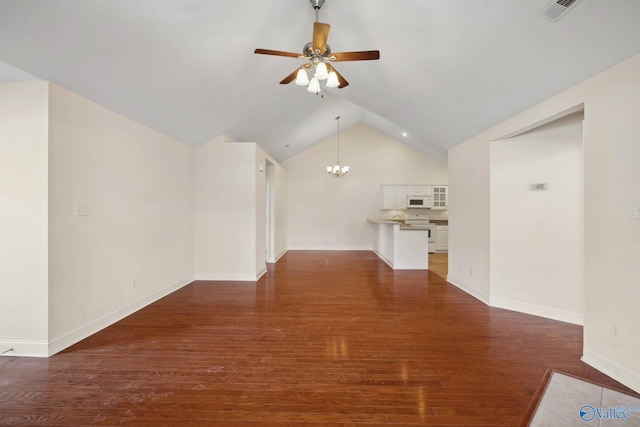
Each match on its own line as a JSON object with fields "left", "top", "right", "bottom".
{"left": 367, "top": 218, "right": 448, "bottom": 230}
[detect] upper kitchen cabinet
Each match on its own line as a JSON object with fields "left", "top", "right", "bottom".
{"left": 406, "top": 186, "right": 432, "bottom": 196}
{"left": 382, "top": 185, "right": 408, "bottom": 210}
{"left": 432, "top": 186, "right": 448, "bottom": 210}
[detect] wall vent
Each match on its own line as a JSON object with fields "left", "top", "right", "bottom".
{"left": 543, "top": 0, "right": 582, "bottom": 22}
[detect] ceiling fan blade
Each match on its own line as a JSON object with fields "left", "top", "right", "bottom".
{"left": 312, "top": 22, "right": 330, "bottom": 53}
{"left": 329, "top": 50, "right": 380, "bottom": 61}
{"left": 279, "top": 68, "right": 299, "bottom": 85}
{"left": 254, "top": 48, "right": 301, "bottom": 58}
{"left": 328, "top": 65, "right": 349, "bottom": 88}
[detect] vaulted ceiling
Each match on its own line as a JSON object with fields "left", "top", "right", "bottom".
{"left": 1, "top": 0, "right": 640, "bottom": 163}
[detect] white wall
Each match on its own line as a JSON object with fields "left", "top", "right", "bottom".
{"left": 194, "top": 139, "right": 286, "bottom": 280}
{"left": 449, "top": 53, "right": 640, "bottom": 392}
{"left": 272, "top": 160, "right": 288, "bottom": 262}
{"left": 447, "top": 140, "right": 491, "bottom": 303}
{"left": 490, "top": 113, "right": 584, "bottom": 324}
{"left": 194, "top": 137, "right": 257, "bottom": 280}
{"left": 256, "top": 147, "right": 288, "bottom": 266}
{"left": 47, "top": 83, "right": 194, "bottom": 355}
{"left": 582, "top": 57, "right": 640, "bottom": 392}
{"left": 283, "top": 122, "right": 448, "bottom": 250}
{"left": 0, "top": 82, "right": 49, "bottom": 355}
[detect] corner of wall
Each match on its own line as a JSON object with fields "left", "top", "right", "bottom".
{"left": 582, "top": 350, "right": 640, "bottom": 394}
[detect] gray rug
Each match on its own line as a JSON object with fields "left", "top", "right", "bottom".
{"left": 527, "top": 371, "right": 640, "bottom": 426}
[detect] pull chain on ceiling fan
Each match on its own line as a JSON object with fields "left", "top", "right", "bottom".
{"left": 254, "top": 0, "right": 380, "bottom": 94}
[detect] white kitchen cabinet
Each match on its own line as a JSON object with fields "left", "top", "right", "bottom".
{"left": 382, "top": 185, "right": 407, "bottom": 210}
{"left": 432, "top": 185, "right": 448, "bottom": 210}
{"left": 435, "top": 225, "right": 448, "bottom": 252}
{"left": 406, "top": 185, "right": 432, "bottom": 196}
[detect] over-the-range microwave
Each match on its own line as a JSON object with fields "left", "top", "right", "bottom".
{"left": 407, "top": 195, "right": 432, "bottom": 209}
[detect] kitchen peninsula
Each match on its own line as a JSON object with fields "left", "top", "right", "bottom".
{"left": 368, "top": 218, "right": 429, "bottom": 270}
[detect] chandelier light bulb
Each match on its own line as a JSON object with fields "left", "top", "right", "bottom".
{"left": 295, "top": 68, "right": 309, "bottom": 86}
{"left": 307, "top": 77, "right": 321, "bottom": 94}
{"left": 314, "top": 62, "right": 329, "bottom": 80}
{"left": 326, "top": 71, "right": 339, "bottom": 88}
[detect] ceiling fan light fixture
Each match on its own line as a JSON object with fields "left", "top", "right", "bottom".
{"left": 307, "top": 77, "right": 321, "bottom": 94}
{"left": 295, "top": 68, "right": 309, "bottom": 86}
{"left": 314, "top": 62, "right": 329, "bottom": 80}
{"left": 326, "top": 71, "right": 339, "bottom": 87}
{"left": 253, "top": 0, "right": 379, "bottom": 93}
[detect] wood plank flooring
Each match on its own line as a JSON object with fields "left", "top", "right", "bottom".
{"left": 0, "top": 250, "right": 635, "bottom": 426}
{"left": 428, "top": 253, "right": 448, "bottom": 280}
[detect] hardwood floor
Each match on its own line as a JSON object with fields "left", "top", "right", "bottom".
{"left": 0, "top": 251, "right": 635, "bottom": 426}
{"left": 428, "top": 253, "right": 448, "bottom": 280}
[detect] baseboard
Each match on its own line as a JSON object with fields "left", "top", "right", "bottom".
{"left": 0, "top": 340, "right": 49, "bottom": 358}
{"left": 392, "top": 263, "right": 428, "bottom": 270}
{"left": 287, "top": 245, "right": 372, "bottom": 251}
{"left": 267, "top": 249, "right": 287, "bottom": 264}
{"left": 195, "top": 273, "right": 263, "bottom": 281}
{"left": 489, "top": 296, "right": 584, "bottom": 325}
{"left": 446, "top": 275, "right": 490, "bottom": 305}
{"left": 372, "top": 249, "right": 393, "bottom": 269}
{"left": 47, "top": 278, "right": 193, "bottom": 356}
{"left": 582, "top": 348, "right": 640, "bottom": 394}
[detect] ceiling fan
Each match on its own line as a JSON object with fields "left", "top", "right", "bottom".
{"left": 253, "top": 0, "right": 380, "bottom": 93}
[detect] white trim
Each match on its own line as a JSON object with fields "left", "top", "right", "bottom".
{"left": 582, "top": 348, "right": 640, "bottom": 394}
{"left": 287, "top": 245, "right": 372, "bottom": 251}
{"left": 372, "top": 249, "right": 393, "bottom": 269}
{"left": 0, "top": 340, "right": 48, "bottom": 358}
{"left": 256, "top": 267, "right": 267, "bottom": 281}
{"left": 489, "top": 296, "right": 584, "bottom": 325}
{"left": 195, "top": 273, "right": 261, "bottom": 281}
{"left": 391, "top": 262, "right": 428, "bottom": 270}
{"left": 271, "top": 249, "right": 287, "bottom": 263}
{"left": 47, "top": 278, "right": 193, "bottom": 356}
{"left": 446, "top": 275, "right": 490, "bottom": 305}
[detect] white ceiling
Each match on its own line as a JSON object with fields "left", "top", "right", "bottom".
{"left": 1, "top": 0, "right": 640, "bottom": 163}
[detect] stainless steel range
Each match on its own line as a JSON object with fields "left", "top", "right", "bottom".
{"left": 405, "top": 212, "right": 436, "bottom": 253}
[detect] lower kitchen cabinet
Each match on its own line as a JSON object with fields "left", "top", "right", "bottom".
{"left": 369, "top": 220, "right": 429, "bottom": 269}
{"left": 435, "top": 225, "right": 448, "bottom": 252}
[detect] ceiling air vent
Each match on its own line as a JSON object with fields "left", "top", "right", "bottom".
{"left": 543, "top": 0, "right": 583, "bottom": 22}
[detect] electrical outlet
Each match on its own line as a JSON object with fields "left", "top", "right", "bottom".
{"left": 612, "top": 324, "right": 620, "bottom": 337}
{"left": 629, "top": 203, "right": 640, "bottom": 219}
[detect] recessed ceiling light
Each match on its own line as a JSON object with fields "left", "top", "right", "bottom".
{"left": 401, "top": 132, "right": 408, "bottom": 137}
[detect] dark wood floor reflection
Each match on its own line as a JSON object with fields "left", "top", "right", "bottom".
{"left": 0, "top": 251, "right": 632, "bottom": 426}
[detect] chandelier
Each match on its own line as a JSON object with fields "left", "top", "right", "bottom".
{"left": 327, "top": 116, "right": 349, "bottom": 177}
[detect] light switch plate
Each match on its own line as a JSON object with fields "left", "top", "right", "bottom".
{"left": 74, "top": 202, "right": 90, "bottom": 216}
{"left": 629, "top": 203, "right": 640, "bottom": 220}
{"left": 531, "top": 183, "right": 549, "bottom": 191}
